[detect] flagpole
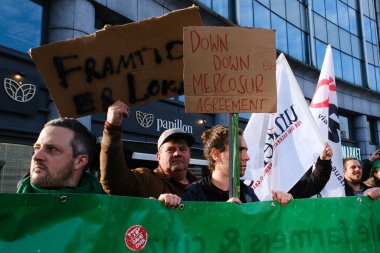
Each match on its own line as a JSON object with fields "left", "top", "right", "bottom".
{"left": 228, "top": 113, "right": 240, "bottom": 199}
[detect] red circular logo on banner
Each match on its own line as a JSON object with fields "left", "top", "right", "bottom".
{"left": 125, "top": 225, "right": 148, "bottom": 251}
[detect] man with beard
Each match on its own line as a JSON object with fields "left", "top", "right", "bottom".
{"left": 100, "top": 101, "right": 197, "bottom": 207}
{"left": 343, "top": 157, "right": 380, "bottom": 199}
{"left": 17, "top": 118, "right": 103, "bottom": 194}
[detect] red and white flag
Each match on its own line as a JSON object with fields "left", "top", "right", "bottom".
{"left": 309, "top": 45, "right": 345, "bottom": 197}
{"left": 243, "top": 54, "right": 324, "bottom": 200}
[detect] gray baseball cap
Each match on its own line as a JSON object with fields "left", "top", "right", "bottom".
{"left": 157, "top": 128, "right": 195, "bottom": 150}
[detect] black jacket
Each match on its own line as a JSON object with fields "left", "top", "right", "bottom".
{"left": 288, "top": 158, "right": 332, "bottom": 198}
{"left": 361, "top": 159, "right": 372, "bottom": 182}
{"left": 182, "top": 175, "right": 260, "bottom": 203}
{"left": 344, "top": 178, "right": 369, "bottom": 196}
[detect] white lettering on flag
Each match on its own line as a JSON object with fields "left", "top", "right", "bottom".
{"left": 243, "top": 54, "right": 324, "bottom": 200}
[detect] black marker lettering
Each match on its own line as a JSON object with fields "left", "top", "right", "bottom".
{"left": 84, "top": 57, "right": 102, "bottom": 83}
{"left": 53, "top": 55, "right": 82, "bottom": 88}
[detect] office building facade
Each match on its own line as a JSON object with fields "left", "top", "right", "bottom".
{"left": 0, "top": 0, "right": 379, "bottom": 192}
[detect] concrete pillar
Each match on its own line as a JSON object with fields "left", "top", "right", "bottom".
{"left": 48, "top": 0, "right": 95, "bottom": 43}
{"left": 354, "top": 115, "right": 371, "bottom": 159}
{"left": 46, "top": 0, "right": 95, "bottom": 127}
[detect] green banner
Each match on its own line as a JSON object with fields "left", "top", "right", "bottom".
{"left": 0, "top": 193, "right": 379, "bottom": 252}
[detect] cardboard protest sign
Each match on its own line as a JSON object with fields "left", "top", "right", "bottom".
{"left": 30, "top": 6, "right": 202, "bottom": 118}
{"left": 183, "top": 27, "right": 277, "bottom": 113}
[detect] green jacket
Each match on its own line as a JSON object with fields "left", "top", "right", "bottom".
{"left": 17, "top": 173, "right": 103, "bottom": 194}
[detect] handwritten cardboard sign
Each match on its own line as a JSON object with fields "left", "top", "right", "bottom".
{"left": 183, "top": 27, "right": 277, "bottom": 113}
{"left": 30, "top": 6, "right": 202, "bottom": 118}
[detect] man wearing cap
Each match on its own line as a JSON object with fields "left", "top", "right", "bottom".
{"left": 100, "top": 101, "right": 197, "bottom": 206}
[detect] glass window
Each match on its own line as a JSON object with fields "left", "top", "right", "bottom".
{"left": 199, "top": 0, "right": 212, "bottom": 8}
{"left": 288, "top": 24, "right": 303, "bottom": 61}
{"left": 239, "top": 113, "right": 251, "bottom": 119}
{"left": 325, "top": 0, "right": 338, "bottom": 23}
{"left": 212, "top": 0, "right": 229, "bottom": 18}
{"left": 376, "top": 67, "right": 380, "bottom": 92}
{"left": 271, "top": 0, "right": 286, "bottom": 18}
{"left": 373, "top": 45, "right": 379, "bottom": 66}
{"left": 337, "top": 1, "right": 349, "bottom": 31}
{"left": 341, "top": 53, "right": 354, "bottom": 83}
{"left": 300, "top": 3, "right": 307, "bottom": 30}
{"left": 339, "top": 115, "right": 350, "bottom": 140}
{"left": 178, "top": 95, "right": 185, "bottom": 102}
{"left": 348, "top": 8, "right": 358, "bottom": 35}
{"left": 361, "top": 0, "right": 369, "bottom": 17}
{"left": 370, "top": 20, "right": 377, "bottom": 44}
{"left": 366, "top": 42, "right": 374, "bottom": 64}
{"left": 327, "top": 22, "right": 340, "bottom": 49}
{"left": 254, "top": 2, "right": 271, "bottom": 28}
{"left": 302, "top": 32, "right": 310, "bottom": 64}
{"left": 364, "top": 16, "right": 372, "bottom": 42}
{"left": 351, "top": 35, "right": 362, "bottom": 59}
{"left": 257, "top": 0, "right": 270, "bottom": 7}
{"left": 332, "top": 48, "right": 343, "bottom": 78}
{"left": 0, "top": 0, "right": 42, "bottom": 53}
{"left": 339, "top": 29, "right": 351, "bottom": 54}
{"left": 369, "top": 0, "right": 375, "bottom": 19}
{"left": 314, "top": 14, "right": 327, "bottom": 42}
{"left": 271, "top": 14, "right": 288, "bottom": 53}
{"left": 352, "top": 58, "right": 363, "bottom": 85}
{"left": 367, "top": 118, "right": 378, "bottom": 144}
{"left": 286, "top": 0, "right": 300, "bottom": 28}
{"left": 312, "top": 0, "right": 325, "bottom": 16}
{"left": 367, "top": 64, "right": 377, "bottom": 90}
{"left": 240, "top": 0, "right": 253, "bottom": 27}
{"left": 315, "top": 40, "right": 327, "bottom": 69}
{"left": 347, "top": 0, "right": 357, "bottom": 9}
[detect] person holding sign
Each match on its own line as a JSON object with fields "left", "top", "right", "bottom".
{"left": 182, "top": 125, "right": 292, "bottom": 205}
{"left": 100, "top": 101, "right": 197, "bottom": 207}
{"left": 17, "top": 118, "right": 103, "bottom": 194}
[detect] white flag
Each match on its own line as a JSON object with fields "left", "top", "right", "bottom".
{"left": 309, "top": 45, "right": 345, "bottom": 197}
{"left": 243, "top": 54, "right": 324, "bottom": 200}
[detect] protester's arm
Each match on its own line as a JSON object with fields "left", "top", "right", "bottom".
{"left": 288, "top": 144, "right": 332, "bottom": 198}
{"left": 227, "top": 197, "right": 242, "bottom": 204}
{"left": 362, "top": 150, "right": 380, "bottom": 182}
{"left": 272, "top": 191, "right": 292, "bottom": 206}
{"left": 364, "top": 187, "right": 380, "bottom": 200}
{"left": 369, "top": 150, "right": 380, "bottom": 162}
{"left": 100, "top": 101, "right": 140, "bottom": 196}
{"left": 157, "top": 194, "right": 182, "bottom": 208}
